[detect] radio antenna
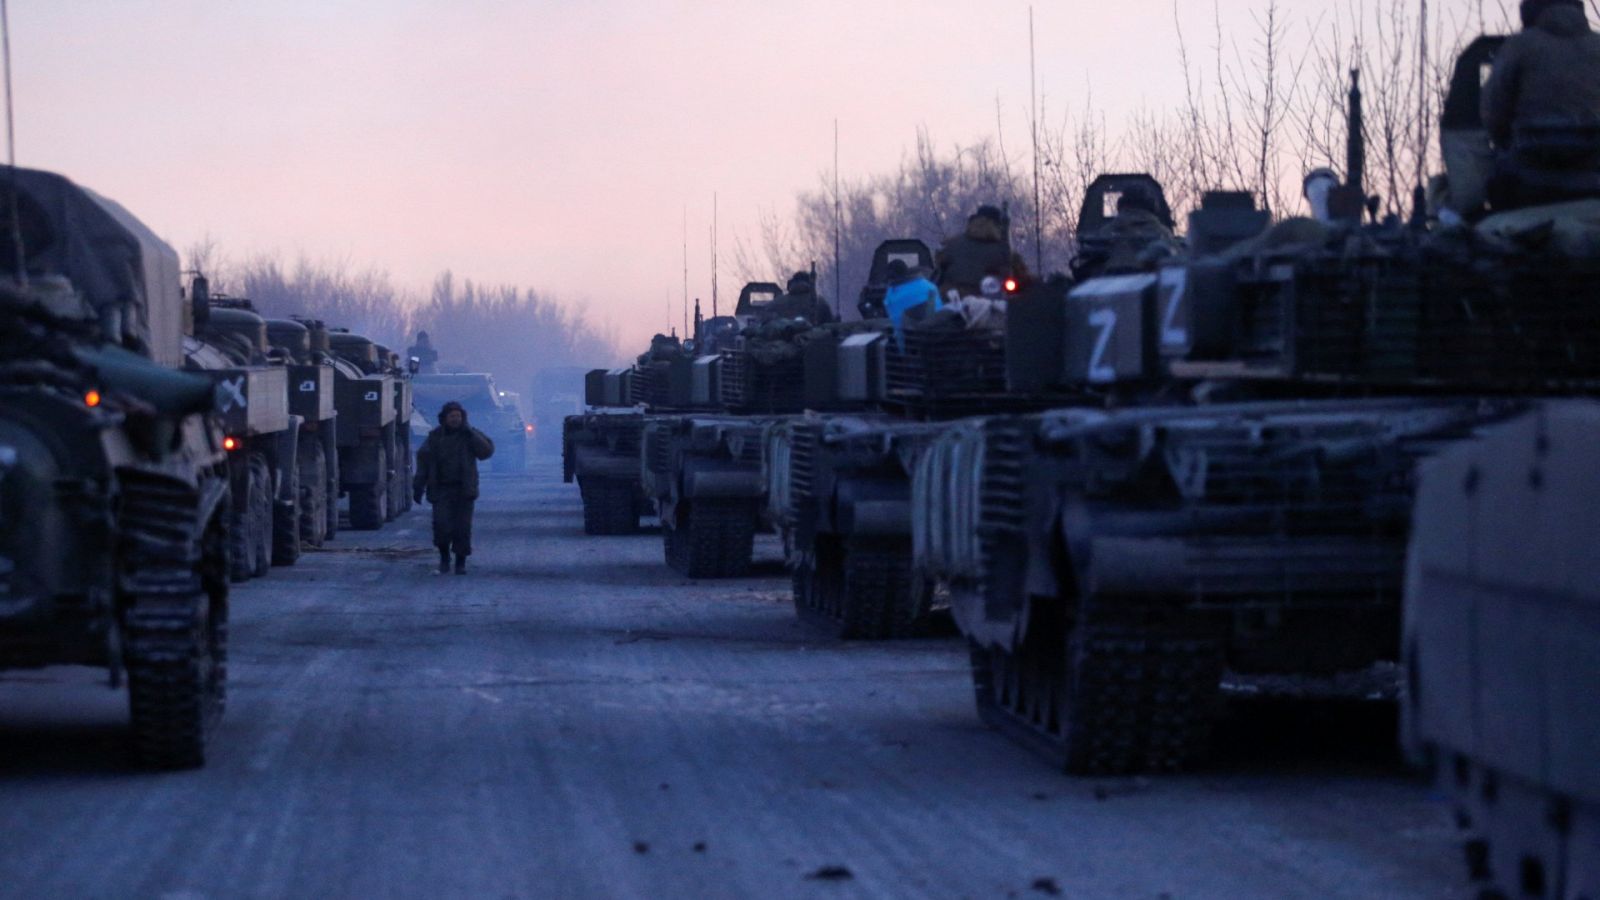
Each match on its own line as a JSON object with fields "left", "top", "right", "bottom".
{"left": 833, "top": 118, "right": 842, "bottom": 320}
{"left": 682, "top": 206, "right": 690, "bottom": 337}
{"left": 1029, "top": 5, "right": 1043, "bottom": 277}
{"left": 711, "top": 192, "right": 719, "bottom": 319}
{"left": 2, "top": 0, "right": 24, "bottom": 286}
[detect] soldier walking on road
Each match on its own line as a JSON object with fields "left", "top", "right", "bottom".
{"left": 413, "top": 401, "right": 495, "bottom": 574}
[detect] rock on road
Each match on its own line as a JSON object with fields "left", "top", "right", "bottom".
{"left": 0, "top": 459, "right": 1462, "bottom": 899}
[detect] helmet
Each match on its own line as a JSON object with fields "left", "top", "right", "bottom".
{"left": 1117, "top": 184, "right": 1158, "bottom": 215}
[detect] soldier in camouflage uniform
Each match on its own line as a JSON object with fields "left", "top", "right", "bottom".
{"left": 414, "top": 401, "right": 495, "bottom": 574}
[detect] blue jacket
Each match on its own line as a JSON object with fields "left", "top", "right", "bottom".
{"left": 884, "top": 277, "right": 942, "bottom": 349}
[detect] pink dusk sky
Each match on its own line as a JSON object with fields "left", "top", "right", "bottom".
{"left": 20, "top": 0, "right": 1480, "bottom": 350}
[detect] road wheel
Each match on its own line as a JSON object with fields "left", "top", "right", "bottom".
{"left": 385, "top": 436, "right": 403, "bottom": 522}
{"left": 126, "top": 509, "right": 228, "bottom": 769}
{"left": 297, "top": 442, "right": 328, "bottom": 548}
{"left": 970, "top": 590, "right": 1223, "bottom": 774}
{"left": 348, "top": 444, "right": 388, "bottom": 531}
{"left": 323, "top": 445, "right": 340, "bottom": 541}
{"left": 397, "top": 437, "right": 414, "bottom": 513}
{"left": 667, "top": 499, "right": 754, "bottom": 579}
{"left": 247, "top": 453, "right": 273, "bottom": 577}
{"left": 227, "top": 464, "right": 255, "bottom": 583}
{"left": 271, "top": 451, "right": 300, "bottom": 567}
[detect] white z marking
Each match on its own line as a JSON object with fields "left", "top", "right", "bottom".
{"left": 1160, "top": 269, "right": 1188, "bottom": 348}
{"left": 1088, "top": 308, "right": 1118, "bottom": 384}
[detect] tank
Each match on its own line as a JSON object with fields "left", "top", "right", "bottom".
{"left": 920, "top": 51, "right": 1599, "bottom": 774}
{"left": 1403, "top": 401, "right": 1600, "bottom": 900}
{"left": 0, "top": 169, "right": 230, "bottom": 768}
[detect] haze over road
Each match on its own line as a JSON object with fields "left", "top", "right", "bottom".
{"left": 0, "top": 460, "right": 1461, "bottom": 898}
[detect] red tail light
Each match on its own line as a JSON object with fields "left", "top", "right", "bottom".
{"left": 223, "top": 436, "right": 239, "bottom": 451}
{"left": 524, "top": 424, "right": 534, "bottom": 433}
{"left": 1003, "top": 278, "right": 1018, "bottom": 293}
{"left": 84, "top": 390, "right": 101, "bottom": 408}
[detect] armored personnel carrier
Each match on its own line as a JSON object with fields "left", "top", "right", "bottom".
{"left": 326, "top": 331, "right": 399, "bottom": 529}
{"left": 412, "top": 371, "right": 529, "bottom": 474}
{"left": 183, "top": 279, "right": 303, "bottom": 578}
{"left": 265, "top": 316, "right": 340, "bottom": 547}
{"left": 1403, "top": 401, "right": 1600, "bottom": 900}
{"left": 0, "top": 168, "right": 230, "bottom": 768}
{"left": 916, "top": 50, "right": 1600, "bottom": 773}
{"left": 372, "top": 343, "right": 415, "bottom": 513}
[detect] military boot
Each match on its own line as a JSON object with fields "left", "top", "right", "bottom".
{"left": 454, "top": 553, "right": 467, "bottom": 575}
{"left": 438, "top": 548, "right": 450, "bottom": 575}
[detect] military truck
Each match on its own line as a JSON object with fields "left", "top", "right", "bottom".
{"left": 326, "top": 331, "right": 398, "bottom": 529}
{"left": 183, "top": 280, "right": 303, "bottom": 579}
{"left": 372, "top": 343, "right": 415, "bottom": 515}
{"left": 412, "top": 371, "right": 529, "bottom": 474}
{"left": 265, "top": 317, "right": 341, "bottom": 547}
{"left": 0, "top": 168, "right": 230, "bottom": 768}
{"left": 915, "top": 52, "right": 1600, "bottom": 773}
{"left": 1403, "top": 401, "right": 1600, "bottom": 900}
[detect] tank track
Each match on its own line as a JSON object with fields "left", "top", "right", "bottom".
{"left": 580, "top": 477, "right": 639, "bottom": 535}
{"left": 969, "top": 595, "right": 1223, "bottom": 774}
{"left": 794, "top": 537, "right": 927, "bottom": 639}
{"left": 119, "top": 478, "right": 228, "bottom": 770}
{"left": 665, "top": 499, "right": 753, "bottom": 578}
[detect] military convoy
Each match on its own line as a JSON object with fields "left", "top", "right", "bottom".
{"left": 6, "top": 22, "right": 1598, "bottom": 896}
{"left": 561, "top": 39, "right": 1598, "bottom": 862}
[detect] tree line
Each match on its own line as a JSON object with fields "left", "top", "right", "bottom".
{"left": 739, "top": 0, "right": 1524, "bottom": 310}
{"left": 187, "top": 242, "right": 619, "bottom": 403}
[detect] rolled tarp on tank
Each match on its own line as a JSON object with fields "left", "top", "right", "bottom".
{"left": 0, "top": 167, "right": 182, "bottom": 367}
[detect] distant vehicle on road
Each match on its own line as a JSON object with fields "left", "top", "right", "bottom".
{"left": 411, "top": 372, "right": 529, "bottom": 473}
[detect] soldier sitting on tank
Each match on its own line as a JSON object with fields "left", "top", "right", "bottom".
{"left": 1099, "top": 185, "right": 1180, "bottom": 273}
{"left": 765, "top": 271, "right": 834, "bottom": 324}
{"left": 407, "top": 330, "right": 440, "bottom": 374}
{"left": 413, "top": 400, "right": 495, "bottom": 575}
{"left": 881, "top": 259, "right": 941, "bottom": 350}
{"left": 934, "top": 205, "right": 1029, "bottom": 301}
{"left": 1482, "top": 0, "right": 1600, "bottom": 210}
